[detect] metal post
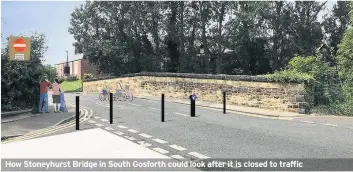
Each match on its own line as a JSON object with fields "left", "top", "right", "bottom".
{"left": 192, "top": 99, "right": 196, "bottom": 117}
{"left": 190, "top": 95, "right": 192, "bottom": 116}
{"left": 190, "top": 95, "right": 195, "bottom": 117}
{"left": 161, "top": 94, "right": 165, "bottom": 122}
{"left": 110, "top": 93, "right": 113, "bottom": 124}
{"left": 223, "top": 91, "right": 226, "bottom": 114}
{"left": 76, "top": 96, "right": 79, "bottom": 130}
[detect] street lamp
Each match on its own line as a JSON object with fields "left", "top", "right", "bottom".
{"left": 64, "top": 51, "right": 70, "bottom": 77}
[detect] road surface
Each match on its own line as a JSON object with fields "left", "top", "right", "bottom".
{"left": 63, "top": 93, "right": 353, "bottom": 160}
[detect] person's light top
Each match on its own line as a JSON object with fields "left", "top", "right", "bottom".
{"left": 52, "top": 83, "right": 61, "bottom": 95}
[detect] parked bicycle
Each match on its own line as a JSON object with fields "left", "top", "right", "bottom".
{"left": 113, "top": 82, "right": 133, "bottom": 102}
{"left": 99, "top": 89, "right": 110, "bottom": 101}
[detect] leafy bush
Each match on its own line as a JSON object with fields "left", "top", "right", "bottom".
{"left": 57, "top": 76, "right": 66, "bottom": 83}
{"left": 264, "top": 55, "right": 348, "bottom": 115}
{"left": 42, "top": 65, "right": 57, "bottom": 82}
{"left": 1, "top": 33, "right": 48, "bottom": 112}
{"left": 263, "top": 70, "right": 314, "bottom": 83}
{"left": 66, "top": 75, "right": 79, "bottom": 81}
{"left": 83, "top": 73, "right": 94, "bottom": 80}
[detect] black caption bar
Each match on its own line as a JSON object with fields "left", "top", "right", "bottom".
{"left": 2, "top": 159, "right": 353, "bottom": 171}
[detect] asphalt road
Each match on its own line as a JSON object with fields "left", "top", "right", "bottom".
{"left": 66, "top": 93, "right": 353, "bottom": 159}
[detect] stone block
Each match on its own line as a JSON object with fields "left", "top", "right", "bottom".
{"left": 83, "top": 73, "right": 307, "bottom": 113}
{"left": 295, "top": 95, "right": 305, "bottom": 102}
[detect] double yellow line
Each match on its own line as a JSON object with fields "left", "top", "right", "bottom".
{"left": 2, "top": 103, "right": 93, "bottom": 144}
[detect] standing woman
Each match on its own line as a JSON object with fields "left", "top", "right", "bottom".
{"left": 52, "top": 79, "right": 61, "bottom": 113}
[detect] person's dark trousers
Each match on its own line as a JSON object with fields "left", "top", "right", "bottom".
{"left": 38, "top": 93, "right": 49, "bottom": 113}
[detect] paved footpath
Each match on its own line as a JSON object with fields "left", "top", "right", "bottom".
{"left": 1, "top": 107, "right": 74, "bottom": 138}
{"left": 1, "top": 93, "right": 76, "bottom": 140}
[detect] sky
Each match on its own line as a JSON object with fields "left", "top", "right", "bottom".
{"left": 1, "top": 1, "right": 336, "bottom": 66}
{"left": 1, "top": 1, "right": 84, "bottom": 65}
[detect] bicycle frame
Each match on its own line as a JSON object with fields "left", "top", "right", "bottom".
{"left": 117, "top": 82, "right": 131, "bottom": 94}
{"left": 115, "top": 81, "right": 133, "bottom": 101}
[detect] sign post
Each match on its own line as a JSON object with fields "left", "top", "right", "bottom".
{"left": 8, "top": 36, "right": 31, "bottom": 61}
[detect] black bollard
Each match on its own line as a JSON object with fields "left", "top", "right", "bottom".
{"left": 190, "top": 95, "right": 196, "bottom": 117}
{"left": 223, "top": 91, "right": 226, "bottom": 114}
{"left": 110, "top": 93, "right": 113, "bottom": 124}
{"left": 161, "top": 94, "right": 165, "bottom": 122}
{"left": 76, "top": 96, "right": 79, "bottom": 130}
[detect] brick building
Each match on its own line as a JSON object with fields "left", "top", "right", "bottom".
{"left": 55, "top": 57, "right": 105, "bottom": 79}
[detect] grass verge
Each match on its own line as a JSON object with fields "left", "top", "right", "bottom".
{"left": 61, "top": 80, "right": 83, "bottom": 92}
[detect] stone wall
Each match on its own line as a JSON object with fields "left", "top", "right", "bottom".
{"left": 83, "top": 72, "right": 307, "bottom": 113}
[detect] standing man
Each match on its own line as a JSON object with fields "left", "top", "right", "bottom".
{"left": 39, "top": 78, "right": 52, "bottom": 113}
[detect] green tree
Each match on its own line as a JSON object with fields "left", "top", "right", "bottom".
{"left": 290, "top": 1, "right": 326, "bottom": 56}
{"left": 323, "top": 1, "right": 351, "bottom": 65}
{"left": 67, "top": 1, "right": 334, "bottom": 77}
{"left": 337, "top": 2, "right": 353, "bottom": 82}
{"left": 42, "top": 65, "right": 57, "bottom": 82}
{"left": 1, "top": 33, "right": 48, "bottom": 111}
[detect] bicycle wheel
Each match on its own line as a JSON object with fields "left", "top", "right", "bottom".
{"left": 99, "top": 93, "right": 105, "bottom": 101}
{"left": 113, "top": 94, "right": 117, "bottom": 101}
{"left": 105, "top": 94, "right": 110, "bottom": 101}
{"left": 122, "top": 92, "right": 128, "bottom": 101}
{"left": 127, "top": 93, "right": 133, "bottom": 102}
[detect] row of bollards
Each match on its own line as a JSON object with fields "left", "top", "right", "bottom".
{"left": 75, "top": 91, "right": 228, "bottom": 129}
{"left": 75, "top": 93, "right": 115, "bottom": 130}
{"left": 160, "top": 91, "right": 227, "bottom": 122}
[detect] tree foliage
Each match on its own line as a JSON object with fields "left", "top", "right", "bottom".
{"left": 1, "top": 33, "right": 48, "bottom": 111}
{"left": 68, "top": 1, "right": 353, "bottom": 115}
{"left": 69, "top": 1, "right": 338, "bottom": 76}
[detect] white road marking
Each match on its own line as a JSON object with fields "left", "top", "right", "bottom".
{"left": 137, "top": 141, "right": 152, "bottom": 147}
{"left": 100, "top": 119, "right": 108, "bottom": 122}
{"left": 148, "top": 107, "right": 159, "bottom": 111}
{"left": 128, "top": 129, "right": 139, "bottom": 133}
{"left": 300, "top": 120, "right": 315, "bottom": 124}
{"left": 323, "top": 123, "right": 338, "bottom": 127}
{"left": 88, "top": 120, "right": 96, "bottom": 123}
{"left": 115, "top": 105, "right": 124, "bottom": 109}
{"left": 169, "top": 144, "right": 187, "bottom": 151}
{"left": 95, "top": 123, "right": 104, "bottom": 127}
{"left": 96, "top": 102, "right": 108, "bottom": 106}
{"left": 139, "top": 133, "right": 153, "bottom": 138}
{"left": 152, "top": 147, "right": 169, "bottom": 154}
{"left": 128, "top": 103, "right": 142, "bottom": 107}
{"left": 96, "top": 103, "right": 109, "bottom": 108}
{"left": 124, "top": 136, "right": 136, "bottom": 141}
{"left": 174, "top": 112, "right": 188, "bottom": 117}
{"left": 153, "top": 138, "right": 167, "bottom": 144}
{"left": 104, "top": 127, "right": 114, "bottom": 131}
{"left": 114, "top": 131, "right": 124, "bottom": 135}
{"left": 170, "top": 155, "right": 186, "bottom": 160}
{"left": 188, "top": 152, "right": 210, "bottom": 159}
{"left": 117, "top": 125, "right": 128, "bottom": 129}
{"left": 94, "top": 116, "right": 101, "bottom": 119}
